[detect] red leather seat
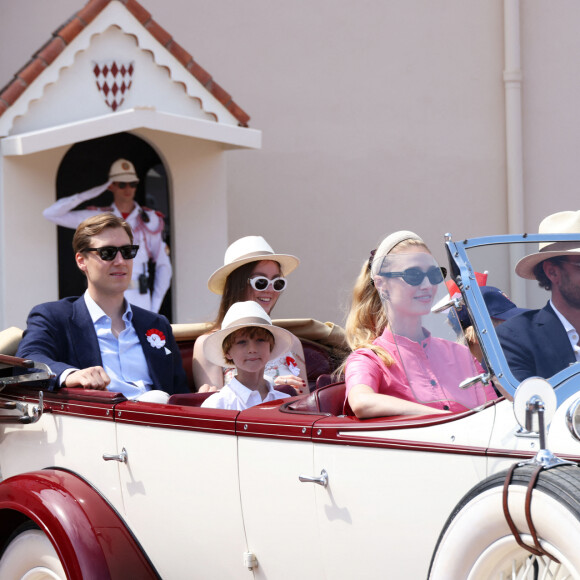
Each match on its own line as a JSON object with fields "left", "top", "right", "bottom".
{"left": 316, "top": 382, "right": 346, "bottom": 415}
{"left": 167, "top": 392, "right": 214, "bottom": 407}
{"left": 286, "top": 382, "right": 346, "bottom": 416}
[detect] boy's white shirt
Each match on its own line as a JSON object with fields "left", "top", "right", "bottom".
{"left": 201, "top": 376, "right": 289, "bottom": 410}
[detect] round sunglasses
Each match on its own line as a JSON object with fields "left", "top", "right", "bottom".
{"left": 248, "top": 275, "right": 287, "bottom": 292}
{"left": 381, "top": 266, "right": 446, "bottom": 286}
{"left": 85, "top": 245, "right": 140, "bottom": 261}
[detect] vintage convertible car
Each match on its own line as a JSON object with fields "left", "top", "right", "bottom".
{"left": 1, "top": 233, "right": 580, "bottom": 579}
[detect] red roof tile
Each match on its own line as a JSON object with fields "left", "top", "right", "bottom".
{"left": 37, "top": 37, "right": 67, "bottom": 67}
{"left": 144, "top": 19, "right": 172, "bottom": 48}
{"left": 124, "top": 0, "right": 151, "bottom": 24}
{"left": 0, "top": 80, "right": 27, "bottom": 108}
{"left": 15, "top": 59, "right": 47, "bottom": 86}
{"left": 0, "top": 0, "right": 250, "bottom": 126}
{"left": 56, "top": 18, "right": 86, "bottom": 44}
{"left": 77, "top": 0, "right": 115, "bottom": 27}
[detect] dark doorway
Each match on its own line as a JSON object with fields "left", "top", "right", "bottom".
{"left": 54, "top": 132, "right": 173, "bottom": 320}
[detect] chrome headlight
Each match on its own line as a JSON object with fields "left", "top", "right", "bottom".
{"left": 565, "top": 396, "right": 580, "bottom": 441}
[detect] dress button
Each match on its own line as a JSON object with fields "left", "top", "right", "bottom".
{"left": 430, "top": 379, "right": 437, "bottom": 386}
{"left": 443, "top": 405, "right": 450, "bottom": 410}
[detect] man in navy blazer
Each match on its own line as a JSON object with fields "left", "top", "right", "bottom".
{"left": 496, "top": 302, "right": 576, "bottom": 381}
{"left": 17, "top": 214, "right": 188, "bottom": 397}
{"left": 496, "top": 211, "right": 580, "bottom": 382}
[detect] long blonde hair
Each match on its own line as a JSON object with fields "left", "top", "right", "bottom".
{"left": 344, "top": 236, "right": 430, "bottom": 367}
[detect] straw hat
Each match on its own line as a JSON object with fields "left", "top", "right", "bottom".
{"left": 207, "top": 236, "right": 299, "bottom": 295}
{"left": 203, "top": 301, "right": 293, "bottom": 366}
{"left": 516, "top": 211, "right": 580, "bottom": 279}
{"left": 109, "top": 159, "right": 139, "bottom": 183}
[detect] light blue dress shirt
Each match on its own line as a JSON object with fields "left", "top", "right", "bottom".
{"left": 84, "top": 291, "right": 153, "bottom": 399}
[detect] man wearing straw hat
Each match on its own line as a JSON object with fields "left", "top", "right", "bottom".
{"left": 497, "top": 211, "right": 580, "bottom": 381}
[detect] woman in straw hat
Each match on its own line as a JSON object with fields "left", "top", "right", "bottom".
{"left": 201, "top": 301, "right": 295, "bottom": 410}
{"left": 193, "top": 236, "right": 307, "bottom": 393}
{"left": 343, "top": 231, "right": 496, "bottom": 419}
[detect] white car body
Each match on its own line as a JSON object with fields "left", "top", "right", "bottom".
{"left": 0, "top": 232, "right": 580, "bottom": 579}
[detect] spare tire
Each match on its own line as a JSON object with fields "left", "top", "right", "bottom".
{"left": 429, "top": 464, "right": 580, "bottom": 580}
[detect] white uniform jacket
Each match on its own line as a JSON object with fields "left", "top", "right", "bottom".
{"left": 43, "top": 181, "right": 172, "bottom": 313}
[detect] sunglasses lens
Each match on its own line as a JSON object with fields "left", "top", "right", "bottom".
{"left": 403, "top": 268, "right": 424, "bottom": 286}
{"left": 119, "top": 245, "right": 139, "bottom": 259}
{"left": 98, "top": 247, "right": 117, "bottom": 261}
{"left": 252, "top": 277, "right": 269, "bottom": 291}
{"left": 427, "top": 267, "right": 444, "bottom": 285}
{"left": 272, "top": 278, "right": 286, "bottom": 292}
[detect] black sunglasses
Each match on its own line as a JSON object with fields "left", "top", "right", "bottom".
{"left": 85, "top": 245, "right": 140, "bottom": 261}
{"left": 381, "top": 266, "right": 446, "bottom": 286}
{"left": 115, "top": 181, "right": 139, "bottom": 189}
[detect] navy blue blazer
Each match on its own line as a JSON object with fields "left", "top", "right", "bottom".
{"left": 16, "top": 296, "right": 188, "bottom": 394}
{"left": 495, "top": 301, "right": 576, "bottom": 382}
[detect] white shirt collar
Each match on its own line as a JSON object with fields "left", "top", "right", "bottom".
{"left": 550, "top": 299, "right": 575, "bottom": 333}
{"left": 550, "top": 299, "right": 580, "bottom": 358}
{"left": 228, "top": 376, "right": 275, "bottom": 405}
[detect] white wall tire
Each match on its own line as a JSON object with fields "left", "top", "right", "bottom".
{"left": 429, "top": 465, "right": 580, "bottom": 580}
{"left": 0, "top": 526, "right": 66, "bottom": 580}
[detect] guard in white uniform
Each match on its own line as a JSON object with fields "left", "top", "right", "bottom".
{"left": 43, "top": 159, "right": 172, "bottom": 313}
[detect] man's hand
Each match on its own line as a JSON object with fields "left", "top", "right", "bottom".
{"left": 63, "top": 367, "right": 111, "bottom": 390}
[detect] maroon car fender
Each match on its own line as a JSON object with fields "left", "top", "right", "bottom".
{"left": 0, "top": 469, "right": 159, "bottom": 580}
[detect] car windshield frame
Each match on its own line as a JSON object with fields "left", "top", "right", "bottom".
{"left": 446, "top": 232, "right": 580, "bottom": 407}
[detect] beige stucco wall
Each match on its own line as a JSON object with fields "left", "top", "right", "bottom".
{"left": 2, "top": 0, "right": 580, "bottom": 326}
{"left": 520, "top": 1, "right": 580, "bottom": 227}
{"left": 1, "top": 149, "right": 66, "bottom": 327}
{"left": 134, "top": 130, "right": 228, "bottom": 323}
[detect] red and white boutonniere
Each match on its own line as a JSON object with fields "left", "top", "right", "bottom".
{"left": 286, "top": 356, "right": 300, "bottom": 376}
{"left": 146, "top": 329, "right": 171, "bottom": 355}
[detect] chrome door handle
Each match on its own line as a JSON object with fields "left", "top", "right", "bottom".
{"left": 299, "top": 469, "right": 328, "bottom": 488}
{"left": 103, "top": 447, "right": 128, "bottom": 463}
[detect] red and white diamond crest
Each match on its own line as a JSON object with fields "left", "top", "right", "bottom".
{"left": 93, "top": 61, "right": 134, "bottom": 111}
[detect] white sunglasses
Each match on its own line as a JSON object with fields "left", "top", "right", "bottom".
{"left": 248, "top": 275, "right": 287, "bottom": 292}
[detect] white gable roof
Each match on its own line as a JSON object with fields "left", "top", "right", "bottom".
{"left": 0, "top": 1, "right": 260, "bottom": 152}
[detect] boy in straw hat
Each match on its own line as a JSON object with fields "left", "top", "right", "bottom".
{"left": 497, "top": 210, "right": 580, "bottom": 381}
{"left": 201, "top": 301, "right": 295, "bottom": 410}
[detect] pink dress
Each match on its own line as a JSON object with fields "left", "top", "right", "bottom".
{"left": 345, "top": 328, "right": 497, "bottom": 413}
